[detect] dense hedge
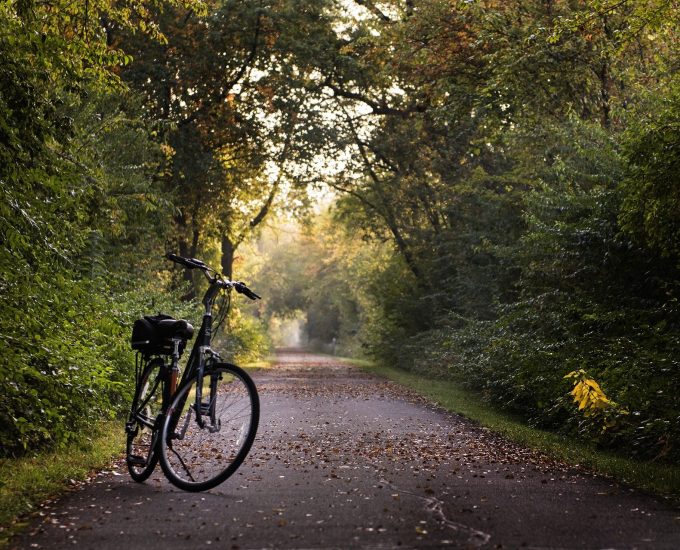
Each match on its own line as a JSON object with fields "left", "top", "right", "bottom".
{"left": 363, "top": 111, "right": 680, "bottom": 462}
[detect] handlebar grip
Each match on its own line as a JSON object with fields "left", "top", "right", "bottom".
{"left": 166, "top": 253, "right": 193, "bottom": 268}
{"left": 166, "top": 253, "right": 183, "bottom": 263}
{"left": 166, "top": 253, "right": 208, "bottom": 270}
{"left": 233, "top": 281, "right": 261, "bottom": 300}
{"left": 245, "top": 288, "right": 262, "bottom": 300}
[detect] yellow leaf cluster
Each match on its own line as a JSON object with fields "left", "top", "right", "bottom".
{"left": 564, "top": 370, "right": 628, "bottom": 432}
{"left": 570, "top": 378, "right": 611, "bottom": 415}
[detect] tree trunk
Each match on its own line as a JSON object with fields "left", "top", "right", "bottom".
{"left": 221, "top": 234, "right": 235, "bottom": 280}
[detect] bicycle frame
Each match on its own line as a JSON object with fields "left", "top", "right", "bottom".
{"left": 167, "top": 274, "right": 227, "bottom": 436}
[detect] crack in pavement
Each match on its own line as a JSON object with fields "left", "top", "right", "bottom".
{"left": 379, "top": 478, "right": 491, "bottom": 547}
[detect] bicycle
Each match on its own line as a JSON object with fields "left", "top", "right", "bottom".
{"left": 125, "top": 253, "right": 261, "bottom": 492}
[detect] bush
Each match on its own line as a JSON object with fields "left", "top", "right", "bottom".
{"left": 357, "top": 116, "right": 680, "bottom": 462}
{"left": 406, "top": 182, "right": 680, "bottom": 461}
{"left": 215, "top": 308, "right": 271, "bottom": 364}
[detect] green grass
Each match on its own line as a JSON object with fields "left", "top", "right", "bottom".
{"left": 355, "top": 360, "right": 680, "bottom": 501}
{"left": 242, "top": 357, "right": 275, "bottom": 370}
{"left": 0, "top": 421, "right": 125, "bottom": 547}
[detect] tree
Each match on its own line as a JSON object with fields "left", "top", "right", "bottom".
{"left": 0, "top": 0, "right": 202, "bottom": 456}
{"left": 283, "top": 0, "right": 680, "bottom": 460}
{"left": 620, "top": 78, "right": 680, "bottom": 262}
{"left": 119, "top": 0, "right": 344, "bottom": 293}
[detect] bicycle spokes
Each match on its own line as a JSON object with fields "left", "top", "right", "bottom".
{"left": 159, "top": 365, "right": 259, "bottom": 491}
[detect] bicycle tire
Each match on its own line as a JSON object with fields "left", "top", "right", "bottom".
{"left": 126, "top": 358, "right": 164, "bottom": 482}
{"left": 159, "top": 363, "right": 259, "bottom": 492}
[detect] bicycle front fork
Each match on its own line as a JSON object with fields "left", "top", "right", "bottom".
{"left": 195, "top": 366, "right": 221, "bottom": 433}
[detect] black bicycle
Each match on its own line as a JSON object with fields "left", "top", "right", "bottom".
{"left": 125, "top": 253, "right": 260, "bottom": 491}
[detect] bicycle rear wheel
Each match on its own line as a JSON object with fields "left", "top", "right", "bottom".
{"left": 126, "top": 357, "right": 164, "bottom": 482}
{"left": 159, "top": 363, "right": 259, "bottom": 492}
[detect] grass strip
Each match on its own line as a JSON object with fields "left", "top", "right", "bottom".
{"left": 242, "top": 358, "right": 275, "bottom": 370}
{"left": 0, "top": 421, "right": 125, "bottom": 547}
{"left": 356, "top": 360, "right": 680, "bottom": 501}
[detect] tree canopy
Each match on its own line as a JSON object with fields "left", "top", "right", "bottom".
{"left": 2, "top": 0, "right": 679, "bottom": 462}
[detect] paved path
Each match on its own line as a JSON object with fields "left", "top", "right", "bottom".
{"left": 11, "top": 350, "right": 680, "bottom": 549}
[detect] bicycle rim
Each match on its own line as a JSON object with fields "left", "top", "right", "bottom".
{"left": 126, "top": 359, "right": 163, "bottom": 482}
{"left": 159, "top": 364, "right": 259, "bottom": 492}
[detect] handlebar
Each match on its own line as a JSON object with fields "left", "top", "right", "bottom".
{"left": 166, "top": 253, "right": 261, "bottom": 301}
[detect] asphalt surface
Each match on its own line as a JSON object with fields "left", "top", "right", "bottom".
{"left": 10, "top": 350, "right": 680, "bottom": 549}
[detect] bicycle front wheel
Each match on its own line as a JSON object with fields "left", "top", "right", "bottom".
{"left": 159, "top": 363, "right": 259, "bottom": 492}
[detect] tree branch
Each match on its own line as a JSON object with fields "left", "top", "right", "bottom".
{"left": 325, "top": 81, "right": 426, "bottom": 117}
{"left": 234, "top": 108, "right": 298, "bottom": 246}
{"left": 328, "top": 179, "right": 381, "bottom": 213}
{"left": 340, "top": 106, "right": 422, "bottom": 279}
{"left": 351, "top": 0, "right": 393, "bottom": 22}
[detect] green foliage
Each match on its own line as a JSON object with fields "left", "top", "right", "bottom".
{"left": 216, "top": 309, "right": 271, "bottom": 364}
{"left": 619, "top": 78, "right": 680, "bottom": 262}
{"left": 357, "top": 130, "right": 680, "bottom": 460}
{"left": 2, "top": 0, "right": 680, "bottom": 470}
{"left": 1, "top": 277, "right": 116, "bottom": 453}
{"left": 0, "top": 0, "right": 204, "bottom": 457}
{"left": 245, "top": 214, "right": 389, "bottom": 357}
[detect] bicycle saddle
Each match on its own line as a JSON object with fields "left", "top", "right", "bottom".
{"left": 156, "top": 319, "right": 194, "bottom": 340}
